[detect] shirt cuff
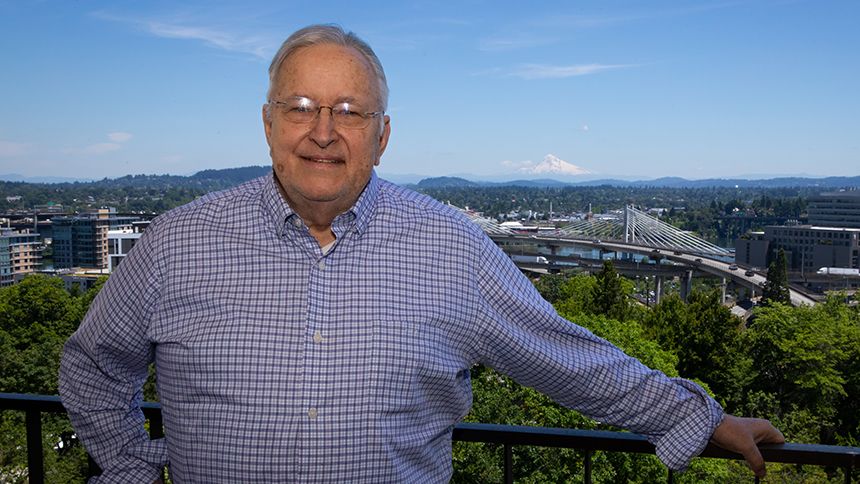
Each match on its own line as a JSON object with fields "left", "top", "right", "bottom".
{"left": 653, "top": 378, "right": 725, "bottom": 471}
{"left": 89, "top": 437, "right": 168, "bottom": 484}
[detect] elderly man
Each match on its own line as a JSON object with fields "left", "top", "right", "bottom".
{"left": 60, "top": 24, "right": 782, "bottom": 483}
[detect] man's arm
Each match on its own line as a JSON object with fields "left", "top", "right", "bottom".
{"left": 468, "top": 233, "right": 781, "bottom": 474}
{"left": 59, "top": 221, "right": 168, "bottom": 483}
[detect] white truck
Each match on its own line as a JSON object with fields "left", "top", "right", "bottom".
{"left": 816, "top": 267, "right": 860, "bottom": 276}
{"left": 510, "top": 254, "right": 550, "bottom": 265}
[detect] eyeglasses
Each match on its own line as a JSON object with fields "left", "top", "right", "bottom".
{"left": 267, "top": 96, "right": 384, "bottom": 129}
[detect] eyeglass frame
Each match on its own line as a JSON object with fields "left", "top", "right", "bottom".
{"left": 267, "top": 96, "right": 385, "bottom": 129}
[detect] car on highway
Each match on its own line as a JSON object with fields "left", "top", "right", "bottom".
{"left": 745, "top": 269, "right": 755, "bottom": 276}
{"left": 728, "top": 264, "right": 738, "bottom": 271}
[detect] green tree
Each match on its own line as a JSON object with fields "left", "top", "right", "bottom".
{"left": 761, "top": 248, "right": 790, "bottom": 306}
{"left": 532, "top": 273, "right": 570, "bottom": 304}
{"left": 744, "top": 297, "right": 859, "bottom": 446}
{"left": 590, "top": 260, "right": 631, "bottom": 321}
{"left": 643, "top": 291, "right": 750, "bottom": 409}
{"left": 0, "top": 275, "right": 104, "bottom": 483}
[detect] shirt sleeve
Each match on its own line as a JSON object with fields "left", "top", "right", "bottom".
{"left": 470, "top": 235, "right": 724, "bottom": 471}
{"left": 59, "top": 219, "right": 168, "bottom": 483}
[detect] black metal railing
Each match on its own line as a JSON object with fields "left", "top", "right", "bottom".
{"left": 2, "top": 392, "right": 858, "bottom": 483}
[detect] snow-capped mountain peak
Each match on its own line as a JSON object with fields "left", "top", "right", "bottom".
{"left": 517, "top": 154, "right": 590, "bottom": 176}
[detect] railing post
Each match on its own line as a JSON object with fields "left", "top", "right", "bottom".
{"left": 25, "top": 408, "right": 44, "bottom": 484}
{"left": 88, "top": 454, "right": 102, "bottom": 479}
{"left": 149, "top": 411, "right": 164, "bottom": 439}
{"left": 584, "top": 450, "right": 592, "bottom": 484}
{"left": 667, "top": 469, "right": 673, "bottom": 484}
{"left": 845, "top": 465, "right": 851, "bottom": 484}
{"left": 504, "top": 444, "right": 513, "bottom": 484}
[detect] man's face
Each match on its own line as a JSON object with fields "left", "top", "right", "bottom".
{"left": 263, "top": 43, "right": 391, "bottom": 215}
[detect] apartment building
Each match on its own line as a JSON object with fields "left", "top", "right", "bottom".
{"left": 0, "top": 228, "right": 43, "bottom": 286}
{"left": 736, "top": 224, "right": 860, "bottom": 272}
{"left": 52, "top": 208, "right": 139, "bottom": 269}
{"left": 807, "top": 191, "right": 860, "bottom": 229}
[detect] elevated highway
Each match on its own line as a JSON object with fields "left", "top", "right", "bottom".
{"left": 491, "top": 234, "right": 818, "bottom": 306}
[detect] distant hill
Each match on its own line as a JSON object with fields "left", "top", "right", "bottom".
{"left": 413, "top": 175, "right": 860, "bottom": 189}
{"left": 5, "top": 166, "right": 859, "bottom": 190}
{"left": 0, "top": 174, "right": 96, "bottom": 183}
{"left": 416, "top": 177, "right": 479, "bottom": 188}
{"left": 631, "top": 176, "right": 860, "bottom": 188}
{"left": 190, "top": 166, "right": 271, "bottom": 184}
{"left": 0, "top": 166, "right": 272, "bottom": 191}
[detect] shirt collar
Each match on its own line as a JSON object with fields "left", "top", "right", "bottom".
{"left": 261, "top": 171, "right": 295, "bottom": 238}
{"left": 262, "top": 169, "right": 379, "bottom": 238}
{"left": 348, "top": 169, "right": 379, "bottom": 236}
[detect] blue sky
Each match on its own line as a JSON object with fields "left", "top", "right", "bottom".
{"left": 1, "top": 0, "right": 857, "bottom": 181}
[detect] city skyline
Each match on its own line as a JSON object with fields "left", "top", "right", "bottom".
{"left": 1, "top": 0, "right": 858, "bottom": 181}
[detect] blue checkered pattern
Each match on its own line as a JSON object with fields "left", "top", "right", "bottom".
{"left": 60, "top": 171, "right": 724, "bottom": 483}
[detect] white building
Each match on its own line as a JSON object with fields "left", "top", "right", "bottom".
{"left": 107, "top": 221, "right": 150, "bottom": 272}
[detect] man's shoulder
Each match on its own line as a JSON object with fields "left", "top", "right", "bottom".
{"left": 152, "top": 175, "right": 268, "bottom": 230}
{"left": 375, "top": 178, "right": 487, "bottom": 238}
{"left": 377, "top": 179, "right": 471, "bottom": 222}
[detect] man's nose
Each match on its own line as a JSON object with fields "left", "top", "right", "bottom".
{"left": 309, "top": 107, "right": 337, "bottom": 147}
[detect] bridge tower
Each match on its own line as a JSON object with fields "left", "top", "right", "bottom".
{"left": 623, "top": 205, "right": 634, "bottom": 244}
{"left": 680, "top": 270, "right": 694, "bottom": 302}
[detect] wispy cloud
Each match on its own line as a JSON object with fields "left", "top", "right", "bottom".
{"left": 534, "top": 1, "right": 746, "bottom": 29}
{"left": 146, "top": 21, "right": 272, "bottom": 59}
{"left": 0, "top": 140, "right": 30, "bottom": 157}
{"left": 66, "top": 132, "right": 133, "bottom": 156}
{"left": 478, "top": 34, "right": 556, "bottom": 52}
{"left": 506, "top": 63, "right": 635, "bottom": 80}
{"left": 80, "top": 142, "right": 122, "bottom": 155}
{"left": 108, "top": 132, "right": 133, "bottom": 143}
{"left": 92, "top": 11, "right": 275, "bottom": 60}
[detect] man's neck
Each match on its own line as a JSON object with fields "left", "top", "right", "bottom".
{"left": 275, "top": 183, "right": 346, "bottom": 247}
{"left": 307, "top": 222, "right": 336, "bottom": 247}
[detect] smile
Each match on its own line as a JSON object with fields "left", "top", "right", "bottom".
{"left": 304, "top": 156, "right": 343, "bottom": 164}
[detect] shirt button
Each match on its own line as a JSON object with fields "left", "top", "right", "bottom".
{"left": 313, "top": 330, "right": 323, "bottom": 344}
{"left": 317, "top": 260, "right": 326, "bottom": 270}
{"left": 307, "top": 407, "right": 318, "bottom": 419}
{"left": 291, "top": 218, "right": 302, "bottom": 228}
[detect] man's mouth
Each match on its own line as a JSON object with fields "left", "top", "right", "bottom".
{"left": 303, "top": 156, "right": 344, "bottom": 164}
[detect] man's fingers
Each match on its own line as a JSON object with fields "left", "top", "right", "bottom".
{"left": 741, "top": 418, "right": 784, "bottom": 477}
{"left": 711, "top": 415, "right": 785, "bottom": 478}
{"left": 739, "top": 442, "right": 767, "bottom": 478}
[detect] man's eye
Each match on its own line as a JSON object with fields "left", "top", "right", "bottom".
{"left": 335, "top": 107, "right": 362, "bottom": 117}
{"left": 293, "top": 105, "right": 314, "bottom": 113}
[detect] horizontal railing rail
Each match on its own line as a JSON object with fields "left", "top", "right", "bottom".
{"left": 3, "top": 392, "right": 858, "bottom": 484}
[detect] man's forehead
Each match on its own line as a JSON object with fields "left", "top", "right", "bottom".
{"left": 273, "top": 43, "right": 380, "bottom": 103}
{"left": 280, "top": 44, "right": 372, "bottom": 75}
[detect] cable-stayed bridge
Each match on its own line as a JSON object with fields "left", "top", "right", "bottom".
{"left": 459, "top": 204, "right": 817, "bottom": 306}
{"left": 464, "top": 205, "right": 730, "bottom": 257}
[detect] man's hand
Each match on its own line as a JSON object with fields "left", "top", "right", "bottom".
{"left": 710, "top": 414, "right": 785, "bottom": 478}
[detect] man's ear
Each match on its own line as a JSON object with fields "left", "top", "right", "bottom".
{"left": 375, "top": 114, "right": 391, "bottom": 166}
{"left": 262, "top": 104, "right": 273, "bottom": 147}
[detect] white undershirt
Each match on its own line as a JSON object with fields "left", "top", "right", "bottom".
{"left": 321, "top": 239, "right": 336, "bottom": 255}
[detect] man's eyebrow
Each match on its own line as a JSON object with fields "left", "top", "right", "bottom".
{"left": 335, "top": 95, "right": 360, "bottom": 104}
